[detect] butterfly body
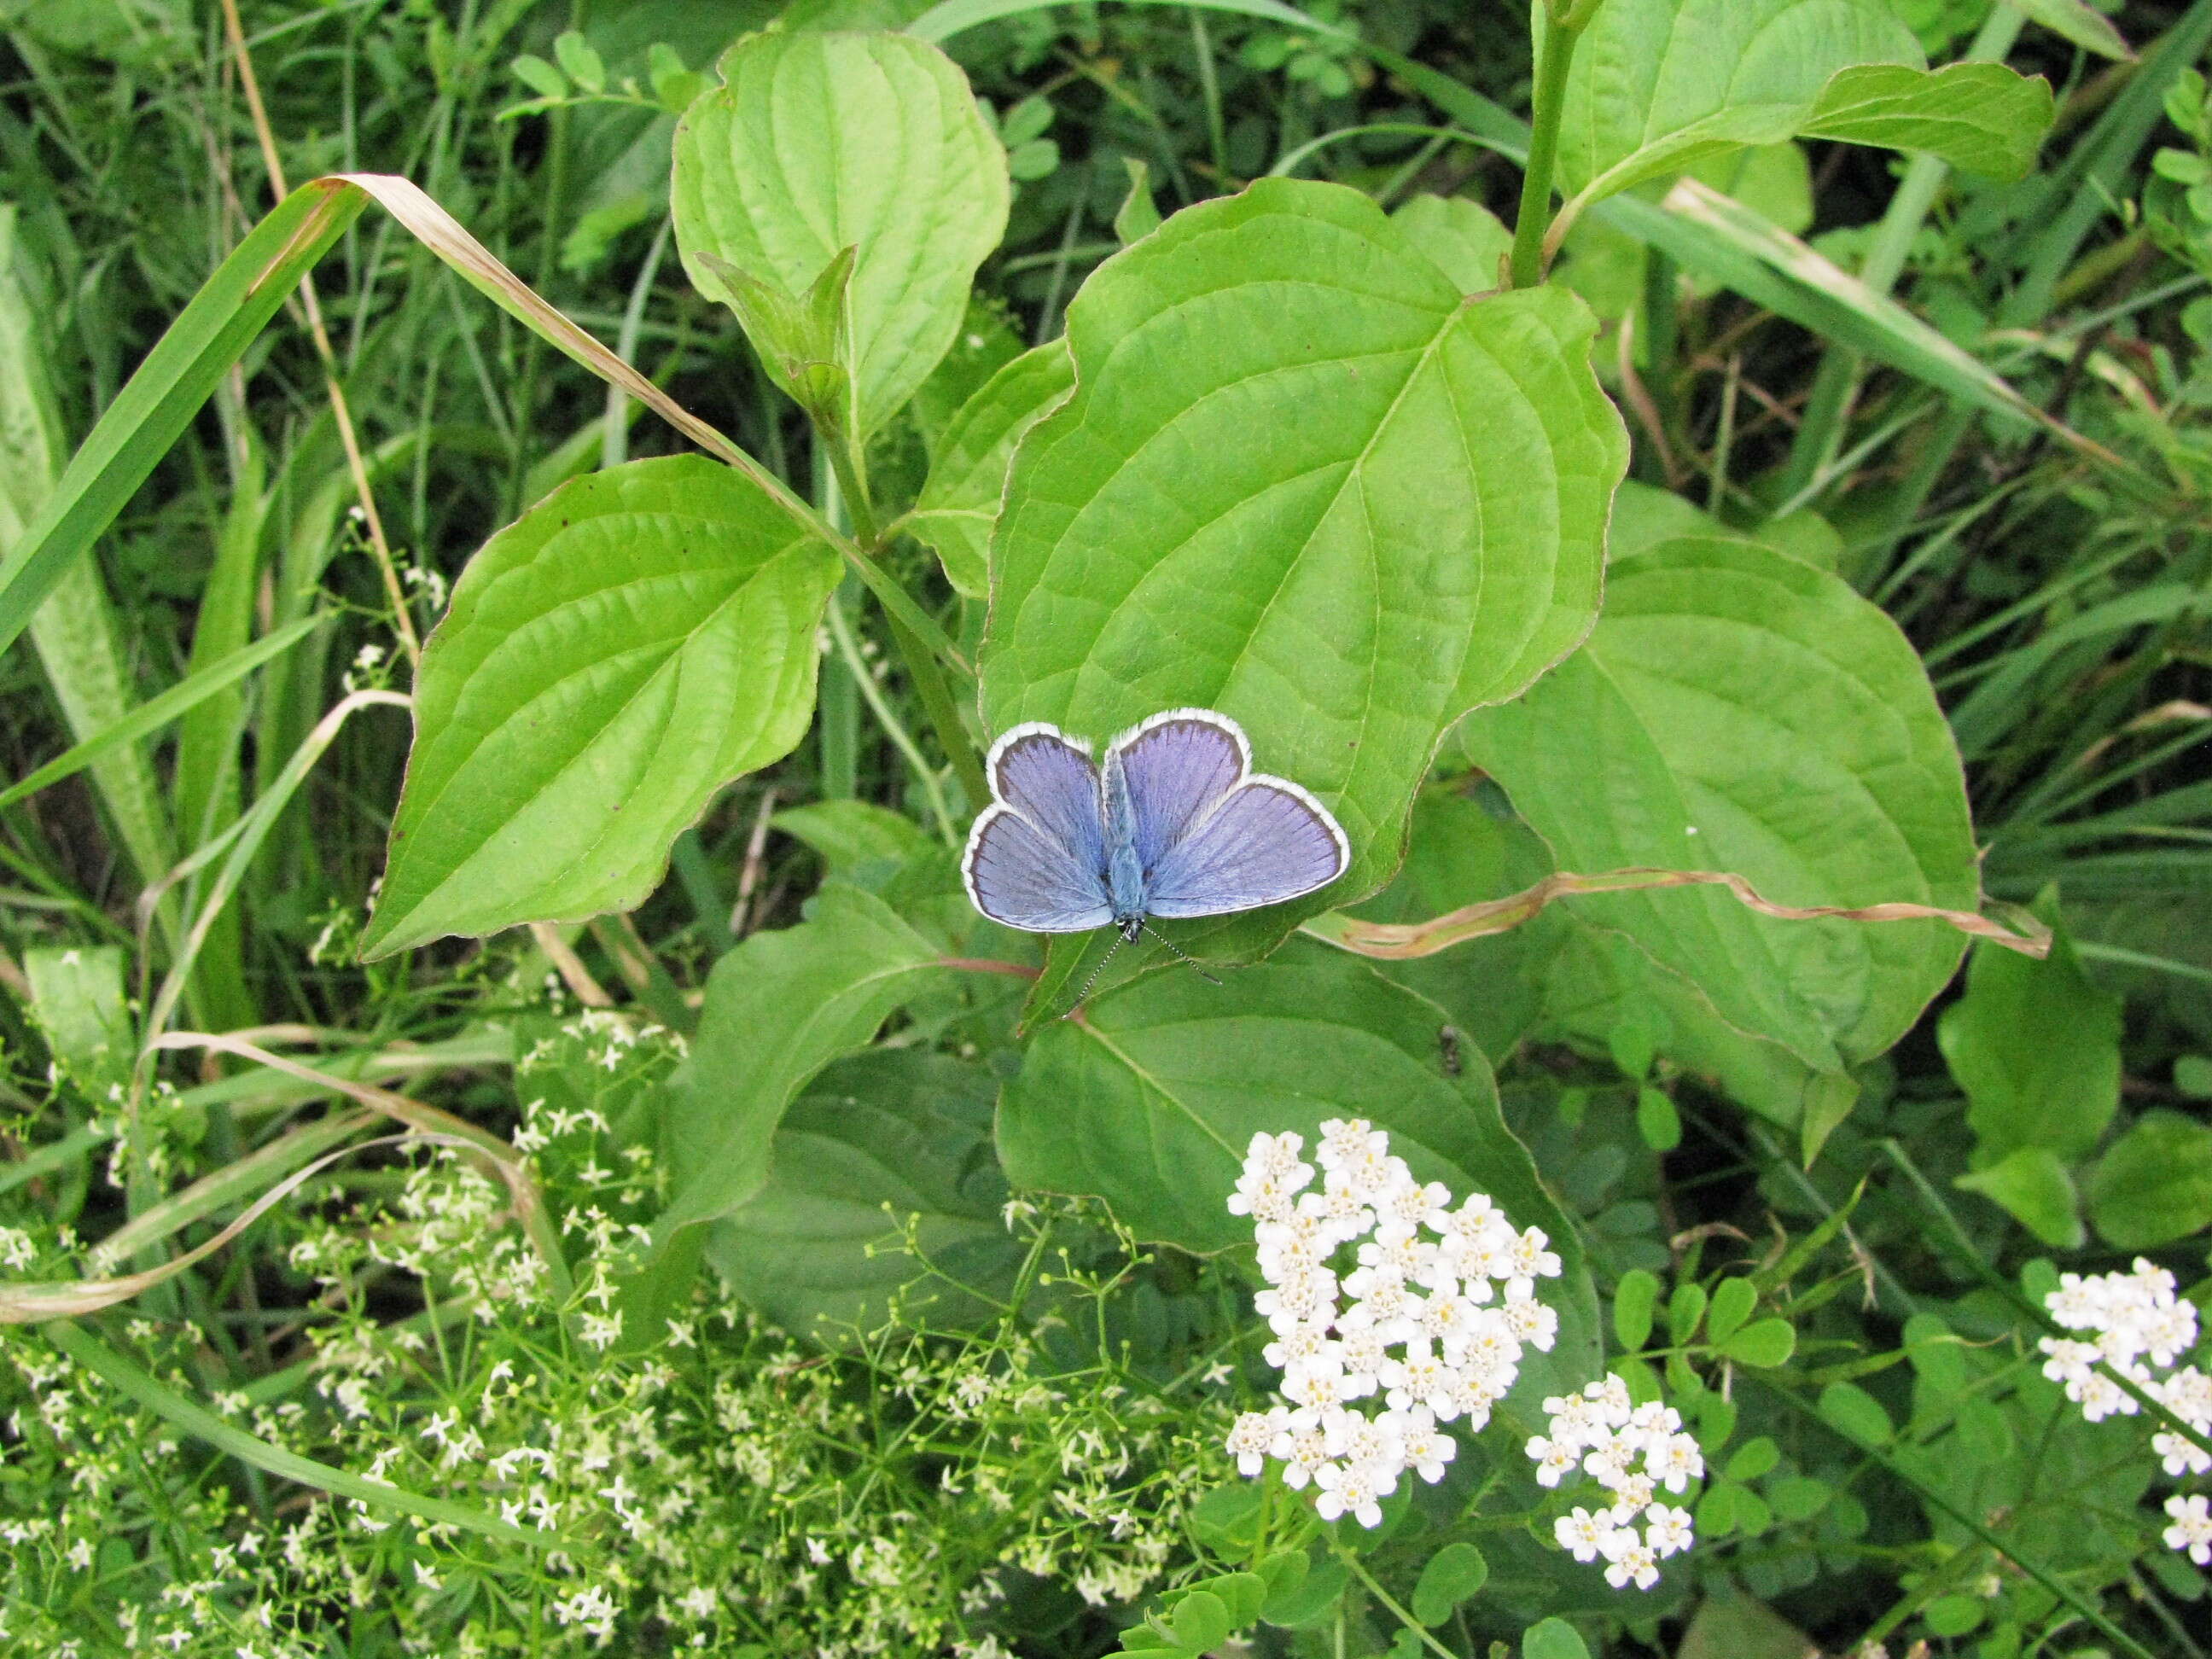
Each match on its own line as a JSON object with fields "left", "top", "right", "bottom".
{"left": 962, "top": 707, "right": 1351, "bottom": 944}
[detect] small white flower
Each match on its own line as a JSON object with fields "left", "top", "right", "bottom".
{"left": 1313, "top": 1459, "right": 1387, "bottom": 1528}
{"left": 1397, "top": 1406, "right": 1456, "bottom": 1483}
{"left": 2165, "top": 1493, "right": 2212, "bottom": 1565}
{"left": 1600, "top": 1529, "right": 1662, "bottom": 1591}
{"left": 1650, "top": 1433, "right": 1705, "bottom": 1493}
{"left": 1554, "top": 1505, "right": 1614, "bottom": 1563}
{"left": 1646, "top": 1503, "right": 1695, "bottom": 1557}
{"left": 1227, "top": 1410, "right": 1281, "bottom": 1477}
{"left": 1526, "top": 1434, "right": 1580, "bottom": 1487}
{"left": 1271, "top": 1412, "right": 1332, "bottom": 1489}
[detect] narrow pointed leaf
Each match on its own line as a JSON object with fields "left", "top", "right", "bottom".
{"left": 659, "top": 884, "right": 947, "bottom": 1239}
{"left": 909, "top": 339, "right": 1073, "bottom": 596}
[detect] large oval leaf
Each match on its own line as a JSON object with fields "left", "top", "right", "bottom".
{"left": 361, "top": 456, "right": 837, "bottom": 958}
{"left": 1460, "top": 535, "right": 1977, "bottom": 1071}
{"left": 672, "top": 30, "right": 1009, "bottom": 438}
{"left": 981, "top": 177, "right": 1626, "bottom": 982}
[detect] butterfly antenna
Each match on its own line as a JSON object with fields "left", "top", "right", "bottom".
{"left": 1140, "top": 923, "right": 1223, "bottom": 986}
{"left": 1062, "top": 934, "right": 1125, "bottom": 1018}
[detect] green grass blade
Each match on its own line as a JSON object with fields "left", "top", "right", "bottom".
{"left": 0, "top": 180, "right": 365, "bottom": 659}
{"left": 40, "top": 1318, "right": 560, "bottom": 1548}
{"left": 0, "top": 614, "right": 326, "bottom": 813}
{"left": 2, "top": 203, "right": 178, "bottom": 887}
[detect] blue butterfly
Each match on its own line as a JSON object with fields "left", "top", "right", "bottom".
{"left": 961, "top": 708, "right": 1352, "bottom": 952}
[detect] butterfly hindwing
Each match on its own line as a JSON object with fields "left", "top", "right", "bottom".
{"left": 963, "top": 806, "right": 1115, "bottom": 932}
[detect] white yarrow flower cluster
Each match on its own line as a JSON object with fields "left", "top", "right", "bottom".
{"left": 1525, "top": 1375, "right": 1702, "bottom": 1591}
{"left": 2040, "top": 1259, "right": 2212, "bottom": 1563}
{"left": 1222, "top": 1121, "right": 1563, "bottom": 1528}
{"left": 2039, "top": 1258, "right": 2202, "bottom": 1424}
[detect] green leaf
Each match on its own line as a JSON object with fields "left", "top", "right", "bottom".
{"left": 659, "top": 884, "right": 948, "bottom": 1239}
{"left": 1816, "top": 1379, "right": 1893, "bottom": 1447}
{"left": 1721, "top": 1318, "right": 1797, "bottom": 1368}
{"left": 1167, "top": 1590, "right": 1231, "bottom": 1651}
{"left": 23, "top": 946, "right": 132, "bottom": 1091}
{"left": 2007, "top": 0, "right": 2133, "bottom": 61}
{"left": 672, "top": 30, "right": 1009, "bottom": 438}
{"left": 1563, "top": 20, "right": 1914, "bottom": 207}
{"left": 692, "top": 245, "right": 859, "bottom": 439}
{"left": 1524, "top": 1616, "right": 1592, "bottom": 1659}
{"left": 1767, "top": 1474, "right": 1832, "bottom": 1522}
{"left": 1637, "top": 1085, "right": 1683, "bottom": 1152}
{"left": 44, "top": 1320, "right": 556, "bottom": 1550}
{"left": 985, "top": 178, "right": 1625, "bottom": 998}
{"left": 0, "top": 205, "right": 177, "bottom": 890}
{"left": 2087, "top": 1109, "right": 2212, "bottom": 1250}
{"left": 1939, "top": 912, "right": 2120, "bottom": 1166}
{"left": 1707, "top": 1276, "right": 1756, "bottom": 1344}
{"left": 552, "top": 29, "right": 605, "bottom": 93}
{"left": 1340, "top": 789, "right": 1564, "bottom": 1062}
{"left": 1261, "top": 1554, "right": 1347, "bottom": 1628}
{"left": 771, "top": 799, "right": 934, "bottom": 878}
{"left": 1725, "top": 1436, "right": 1779, "bottom": 1483}
{"left": 1557, "top": 0, "right": 2051, "bottom": 213}
{"left": 704, "top": 1050, "right": 1020, "bottom": 1336}
{"left": 1799, "top": 62, "right": 2053, "bottom": 179}
{"left": 360, "top": 457, "right": 836, "bottom": 958}
{"left": 1613, "top": 1267, "right": 1660, "bottom": 1352}
{"left": 1462, "top": 536, "right": 1979, "bottom": 1073}
{"left": 1412, "top": 1541, "right": 1489, "bottom": 1625}
{"left": 1668, "top": 1280, "right": 1708, "bottom": 1345}
{"left": 1389, "top": 193, "right": 1512, "bottom": 293}
{"left": 509, "top": 52, "right": 567, "bottom": 100}
{"left": 998, "top": 944, "right": 1598, "bottom": 1370}
{"left": 908, "top": 339, "right": 1074, "bottom": 597}
{"left": 0, "top": 178, "right": 364, "bottom": 661}
{"left": 1115, "top": 157, "right": 1164, "bottom": 243}
{"left": 1954, "top": 1145, "right": 2084, "bottom": 1249}
{"left": 1924, "top": 1594, "right": 1985, "bottom": 1638}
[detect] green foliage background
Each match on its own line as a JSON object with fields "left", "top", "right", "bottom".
{"left": 0, "top": 0, "right": 2209, "bottom": 1656}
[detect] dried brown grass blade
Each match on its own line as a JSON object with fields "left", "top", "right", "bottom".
{"left": 1301, "top": 866, "right": 2051, "bottom": 961}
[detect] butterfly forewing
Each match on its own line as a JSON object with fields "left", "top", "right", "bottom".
{"left": 1103, "top": 710, "right": 1248, "bottom": 869}
{"left": 990, "top": 725, "right": 1104, "bottom": 860}
{"left": 1143, "top": 777, "right": 1350, "bottom": 918}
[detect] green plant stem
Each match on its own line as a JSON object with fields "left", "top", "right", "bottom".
{"left": 824, "top": 590, "right": 958, "bottom": 842}
{"left": 892, "top": 607, "right": 988, "bottom": 813}
{"left": 1331, "top": 1545, "right": 1457, "bottom": 1659}
{"left": 821, "top": 430, "right": 987, "bottom": 812}
{"left": 1507, "top": 6, "right": 1585, "bottom": 289}
{"left": 1757, "top": 1376, "right": 2161, "bottom": 1659}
